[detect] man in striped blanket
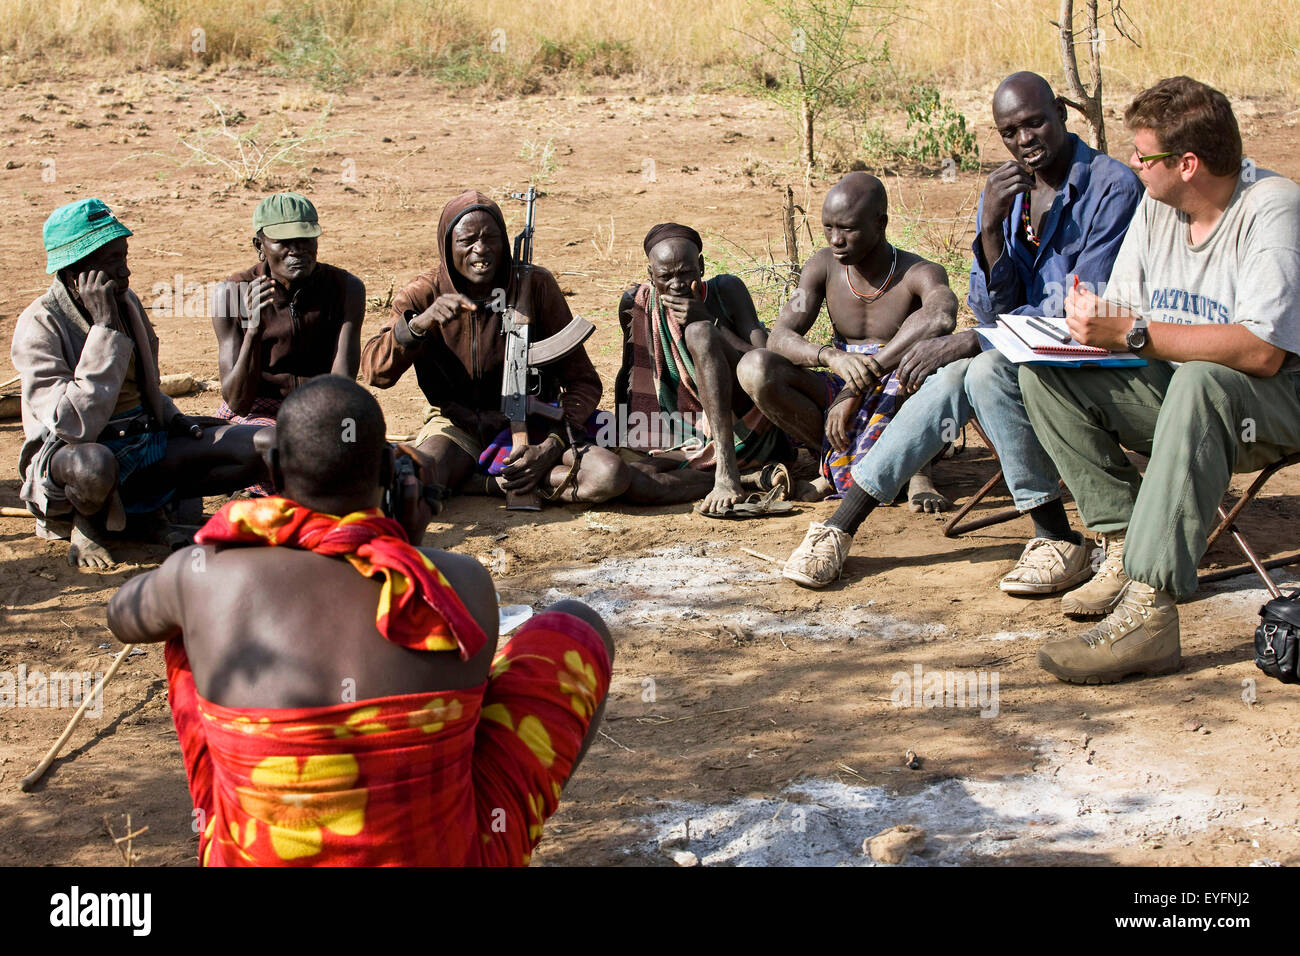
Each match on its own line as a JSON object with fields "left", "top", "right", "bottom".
{"left": 613, "top": 222, "right": 793, "bottom": 516}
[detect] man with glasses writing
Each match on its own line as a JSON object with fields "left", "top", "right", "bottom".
{"left": 1020, "top": 76, "right": 1300, "bottom": 684}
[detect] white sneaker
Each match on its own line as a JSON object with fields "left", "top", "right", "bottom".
{"left": 783, "top": 521, "right": 853, "bottom": 589}
{"left": 999, "top": 537, "right": 1093, "bottom": 595}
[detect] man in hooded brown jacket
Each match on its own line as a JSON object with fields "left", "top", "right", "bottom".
{"left": 361, "top": 191, "right": 629, "bottom": 505}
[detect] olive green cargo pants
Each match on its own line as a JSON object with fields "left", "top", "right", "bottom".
{"left": 1019, "top": 359, "right": 1300, "bottom": 599}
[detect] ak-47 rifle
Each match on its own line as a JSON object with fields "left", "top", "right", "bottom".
{"left": 500, "top": 186, "right": 595, "bottom": 511}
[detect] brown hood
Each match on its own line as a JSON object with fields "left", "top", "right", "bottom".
{"left": 434, "top": 190, "right": 514, "bottom": 297}
{"left": 360, "top": 188, "right": 604, "bottom": 434}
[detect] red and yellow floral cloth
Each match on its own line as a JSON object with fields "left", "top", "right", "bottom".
{"left": 193, "top": 497, "right": 485, "bottom": 658}
{"left": 168, "top": 497, "right": 612, "bottom": 865}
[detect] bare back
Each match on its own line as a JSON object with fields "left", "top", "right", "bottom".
{"left": 167, "top": 545, "right": 498, "bottom": 710}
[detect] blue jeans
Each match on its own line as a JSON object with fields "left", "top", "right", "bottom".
{"left": 850, "top": 350, "right": 1061, "bottom": 510}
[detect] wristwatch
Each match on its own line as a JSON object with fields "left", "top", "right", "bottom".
{"left": 1125, "top": 315, "right": 1149, "bottom": 351}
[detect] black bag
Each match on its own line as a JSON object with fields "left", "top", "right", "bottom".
{"left": 1255, "top": 590, "right": 1300, "bottom": 684}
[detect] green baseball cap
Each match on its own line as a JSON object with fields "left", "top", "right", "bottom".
{"left": 43, "top": 198, "right": 133, "bottom": 274}
{"left": 253, "top": 192, "right": 322, "bottom": 240}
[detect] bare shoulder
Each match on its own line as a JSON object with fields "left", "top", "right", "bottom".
{"left": 897, "top": 251, "right": 951, "bottom": 292}
{"left": 146, "top": 546, "right": 193, "bottom": 591}
{"left": 711, "top": 273, "right": 751, "bottom": 297}
{"left": 712, "top": 272, "right": 756, "bottom": 310}
{"left": 171, "top": 543, "right": 241, "bottom": 598}
{"left": 421, "top": 548, "right": 493, "bottom": 596}
{"left": 418, "top": 548, "right": 498, "bottom": 640}
{"left": 802, "top": 247, "right": 834, "bottom": 286}
{"left": 340, "top": 269, "right": 366, "bottom": 299}
{"left": 108, "top": 544, "right": 196, "bottom": 625}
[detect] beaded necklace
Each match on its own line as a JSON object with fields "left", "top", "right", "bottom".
{"left": 1020, "top": 199, "right": 1041, "bottom": 248}
{"left": 844, "top": 244, "right": 897, "bottom": 302}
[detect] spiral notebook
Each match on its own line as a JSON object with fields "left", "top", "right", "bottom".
{"left": 999, "top": 314, "right": 1111, "bottom": 355}
{"left": 977, "top": 315, "right": 1145, "bottom": 368}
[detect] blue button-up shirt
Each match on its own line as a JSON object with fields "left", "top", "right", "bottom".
{"left": 968, "top": 133, "right": 1143, "bottom": 334}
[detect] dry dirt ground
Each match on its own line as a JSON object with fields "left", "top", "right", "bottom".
{"left": 2, "top": 70, "right": 1300, "bottom": 867}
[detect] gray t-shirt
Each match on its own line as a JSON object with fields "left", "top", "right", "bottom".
{"left": 1104, "top": 167, "right": 1300, "bottom": 369}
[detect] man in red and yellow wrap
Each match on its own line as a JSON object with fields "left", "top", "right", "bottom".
{"left": 107, "top": 376, "right": 613, "bottom": 866}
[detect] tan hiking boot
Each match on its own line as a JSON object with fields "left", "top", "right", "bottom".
{"left": 783, "top": 521, "right": 852, "bottom": 589}
{"left": 1037, "top": 580, "right": 1180, "bottom": 684}
{"left": 998, "top": 537, "right": 1093, "bottom": 595}
{"left": 1061, "top": 533, "right": 1129, "bottom": 618}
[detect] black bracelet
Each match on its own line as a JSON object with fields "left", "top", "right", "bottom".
{"left": 817, "top": 345, "right": 829, "bottom": 366}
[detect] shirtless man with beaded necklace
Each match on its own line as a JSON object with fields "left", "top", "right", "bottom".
{"left": 737, "top": 171, "right": 959, "bottom": 501}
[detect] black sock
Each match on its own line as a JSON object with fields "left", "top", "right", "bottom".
{"left": 826, "top": 481, "right": 879, "bottom": 536}
{"left": 1028, "top": 498, "right": 1082, "bottom": 544}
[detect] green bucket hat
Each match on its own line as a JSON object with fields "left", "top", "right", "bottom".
{"left": 253, "top": 192, "right": 322, "bottom": 241}
{"left": 43, "top": 198, "right": 133, "bottom": 274}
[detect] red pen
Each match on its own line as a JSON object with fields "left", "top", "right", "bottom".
{"left": 1073, "top": 274, "right": 1080, "bottom": 293}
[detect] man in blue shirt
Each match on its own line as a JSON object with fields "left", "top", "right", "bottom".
{"left": 783, "top": 72, "right": 1143, "bottom": 592}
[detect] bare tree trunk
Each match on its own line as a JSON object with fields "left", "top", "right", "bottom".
{"left": 1058, "top": 0, "right": 1107, "bottom": 152}
{"left": 782, "top": 185, "right": 801, "bottom": 291}
{"left": 1083, "top": 0, "right": 1107, "bottom": 153}
{"left": 800, "top": 99, "right": 815, "bottom": 170}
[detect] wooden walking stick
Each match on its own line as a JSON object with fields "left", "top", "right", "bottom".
{"left": 21, "top": 644, "right": 135, "bottom": 791}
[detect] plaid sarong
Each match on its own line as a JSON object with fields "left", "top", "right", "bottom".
{"left": 818, "top": 341, "right": 903, "bottom": 496}
{"left": 215, "top": 395, "right": 281, "bottom": 428}
{"left": 215, "top": 396, "right": 281, "bottom": 496}
{"left": 99, "top": 406, "right": 172, "bottom": 513}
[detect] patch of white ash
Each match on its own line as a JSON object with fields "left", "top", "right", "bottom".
{"left": 1192, "top": 570, "right": 1298, "bottom": 618}
{"left": 639, "top": 742, "right": 1241, "bottom": 866}
{"left": 988, "top": 630, "right": 1046, "bottom": 642}
{"left": 541, "top": 542, "right": 946, "bottom": 642}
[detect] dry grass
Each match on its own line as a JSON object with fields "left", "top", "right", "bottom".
{"left": 0, "top": 0, "right": 1297, "bottom": 96}
{"left": 174, "top": 97, "right": 343, "bottom": 187}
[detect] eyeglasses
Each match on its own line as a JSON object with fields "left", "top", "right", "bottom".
{"left": 1133, "top": 148, "right": 1176, "bottom": 166}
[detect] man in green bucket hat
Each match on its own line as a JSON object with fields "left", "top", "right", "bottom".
{"left": 10, "top": 198, "right": 269, "bottom": 568}
{"left": 209, "top": 192, "right": 364, "bottom": 430}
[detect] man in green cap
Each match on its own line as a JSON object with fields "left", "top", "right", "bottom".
{"left": 210, "top": 193, "right": 364, "bottom": 445}
{"left": 11, "top": 198, "right": 268, "bottom": 568}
